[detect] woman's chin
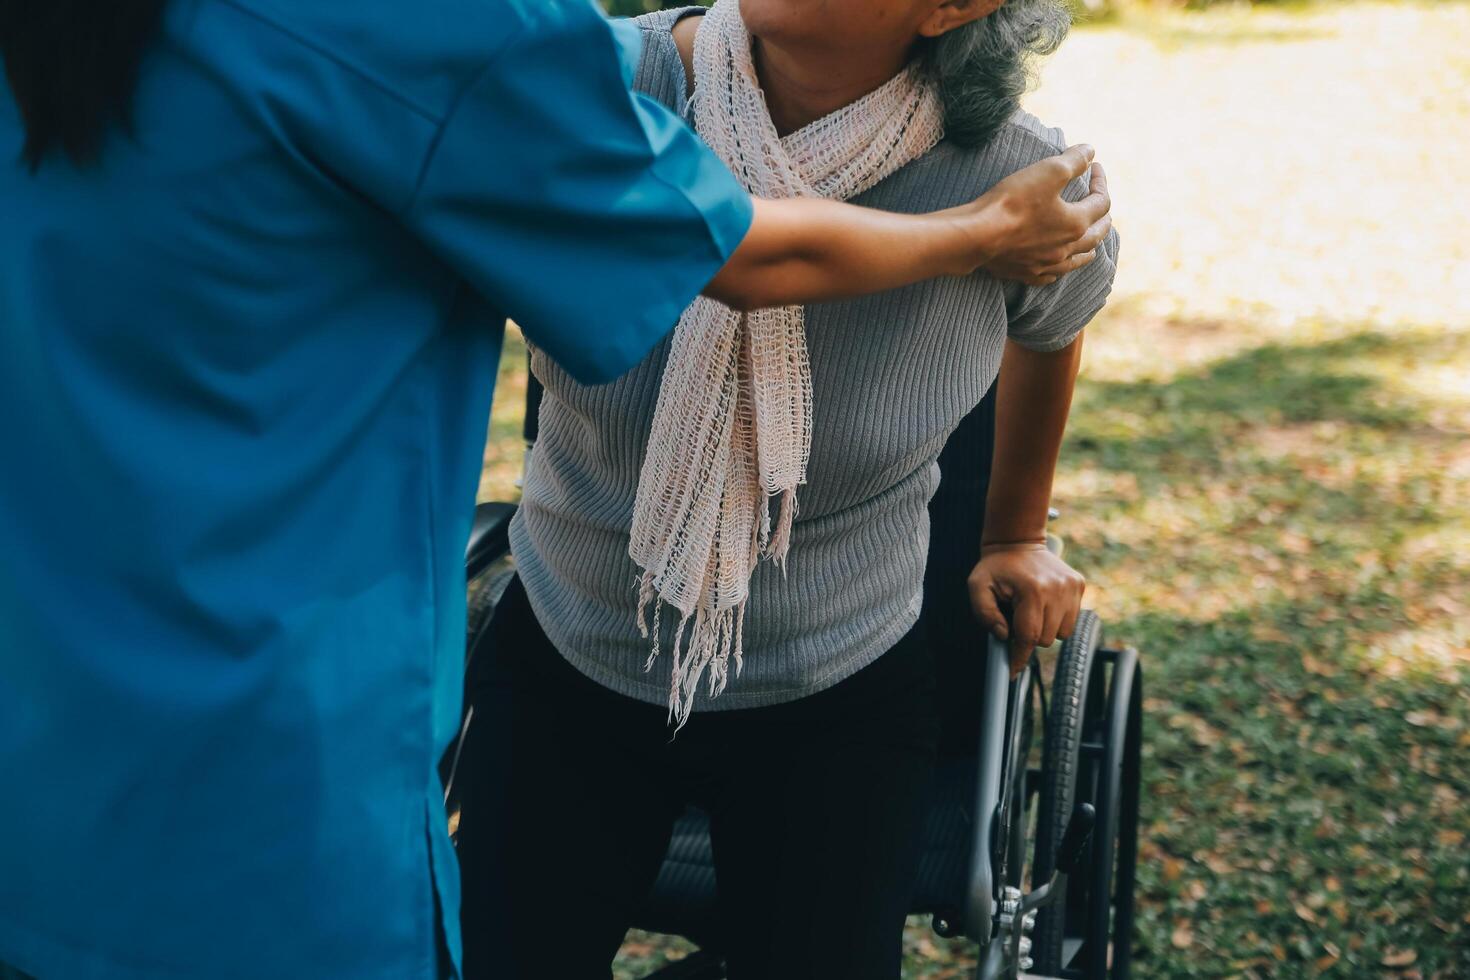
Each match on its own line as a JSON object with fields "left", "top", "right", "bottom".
{"left": 738, "top": 0, "right": 811, "bottom": 44}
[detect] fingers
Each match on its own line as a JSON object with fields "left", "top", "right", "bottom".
{"left": 1008, "top": 596, "right": 1043, "bottom": 674}
{"left": 1009, "top": 644, "right": 1030, "bottom": 679}
{"left": 1030, "top": 247, "right": 1099, "bottom": 285}
{"left": 1023, "top": 213, "right": 1111, "bottom": 286}
{"left": 1036, "top": 601, "right": 1065, "bottom": 651}
{"left": 1056, "top": 599, "right": 1081, "bottom": 645}
{"left": 969, "top": 573, "right": 1009, "bottom": 640}
{"left": 1054, "top": 571, "right": 1087, "bottom": 643}
{"left": 1074, "top": 213, "right": 1113, "bottom": 256}
{"left": 1053, "top": 144, "right": 1096, "bottom": 184}
{"left": 975, "top": 553, "right": 1088, "bottom": 678}
{"left": 1008, "top": 578, "right": 1087, "bottom": 668}
{"left": 1073, "top": 158, "right": 1112, "bottom": 226}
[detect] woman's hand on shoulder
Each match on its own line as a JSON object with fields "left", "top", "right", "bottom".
{"left": 953, "top": 146, "right": 1113, "bottom": 287}
{"left": 968, "top": 542, "right": 1086, "bottom": 677}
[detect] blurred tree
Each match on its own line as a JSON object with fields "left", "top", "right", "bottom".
{"left": 603, "top": 0, "right": 707, "bottom": 17}
{"left": 604, "top": 0, "right": 1342, "bottom": 18}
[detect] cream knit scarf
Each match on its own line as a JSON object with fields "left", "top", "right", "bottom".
{"left": 629, "top": 0, "right": 944, "bottom": 726}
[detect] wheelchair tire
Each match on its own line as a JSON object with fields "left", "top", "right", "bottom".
{"left": 1030, "top": 609, "right": 1102, "bottom": 974}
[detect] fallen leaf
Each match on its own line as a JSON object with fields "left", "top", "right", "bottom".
{"left": 1201, "top": 852, "right": 1233, "bottom": 875}
{"left": 1381, "top": 949, "right": 1418, "bottom": 967}
{"left": 1302, "top": 653, "right": 1335, "bottom": 676}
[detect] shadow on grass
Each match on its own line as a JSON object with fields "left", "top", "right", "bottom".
{"left": 1069, "top": 329, "right": 1462, "bottom": 468}
{"left": 1057, "top": 322, "right": 1470, "bottom": 977}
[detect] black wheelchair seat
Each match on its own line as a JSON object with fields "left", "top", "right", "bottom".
{"left": 634, "top": 756, "right": 981, "bottom": 955}
{"left": 465, "top": 502, "right": 516, "bottom": 580}
{"left": 634, "top": 808, "right": 720, "bottom": 949}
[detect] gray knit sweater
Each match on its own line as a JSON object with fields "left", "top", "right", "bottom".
{"left": 509, "top": 8, "right": 1120, "bottom": 712}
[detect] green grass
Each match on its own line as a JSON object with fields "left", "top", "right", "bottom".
{"left": 1059, "top": 317, "right": 1470, "bottom": 978}
{"left": 477, "top": 326, "right": 528, "bottom": 505}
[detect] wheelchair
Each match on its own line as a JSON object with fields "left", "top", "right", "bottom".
{"left": 444, "top": 378, "right": 1144, "bottom": 980}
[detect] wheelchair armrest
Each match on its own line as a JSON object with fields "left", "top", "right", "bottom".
{"left": 466, "top": 502, "right": 518, "bottom": 580}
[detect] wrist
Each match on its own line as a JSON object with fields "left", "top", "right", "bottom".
{"left": 981, "top": 537, "right": 1048, "bottom": 555}
{"left": 938, "top": 199, "right": 1007, "bottom": 277}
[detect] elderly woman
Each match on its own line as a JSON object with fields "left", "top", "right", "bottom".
{"left": 455, "top": 0, "right": 1119, "bottom": 977}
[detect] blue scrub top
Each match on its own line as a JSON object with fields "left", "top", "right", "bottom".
{"left": 0, "top": 0, "right": 752, "bottom": 976}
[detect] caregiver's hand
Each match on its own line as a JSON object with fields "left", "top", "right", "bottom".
{"left": 965, "top": 145, "right": 1113, "bottom": 287}
{"left": 702, "top": 145, "right": 1111, "bottom": 312}
{"left": 968, "top": 543, "right": 1086, "bottom": 678}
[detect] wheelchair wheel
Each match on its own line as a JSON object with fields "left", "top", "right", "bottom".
{"left": 1030, "top": 611, "right": 1143, "bottom": 978}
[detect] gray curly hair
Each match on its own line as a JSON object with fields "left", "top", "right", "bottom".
{"left": 917, "top": 0, "right": 1072, "bottom": 148}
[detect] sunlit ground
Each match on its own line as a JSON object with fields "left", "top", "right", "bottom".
{"left": 478, "top": 2, "right": 1470, "bottom": 976}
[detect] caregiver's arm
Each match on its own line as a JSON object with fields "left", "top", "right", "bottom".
{"left": 968, "top": 337, "right": 1088, "bottom": 677}
{"left": 705, "top": 150, "right": 1113, "bottom": 311}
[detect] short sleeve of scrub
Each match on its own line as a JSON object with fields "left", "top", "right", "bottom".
{"left": 403, "top": 3, "right": 754, "bottom": 384}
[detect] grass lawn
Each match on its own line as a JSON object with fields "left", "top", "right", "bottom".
{"left": 478, "top": 2, "right": 1470, "bottom": 976}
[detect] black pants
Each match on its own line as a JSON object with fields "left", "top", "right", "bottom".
{"left": 455, "top": 578, "right": 940, "bottom": 980}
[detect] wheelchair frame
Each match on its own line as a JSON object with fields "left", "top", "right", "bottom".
{"left": 956, "top": 632, "right": 1143, "bottom": 979}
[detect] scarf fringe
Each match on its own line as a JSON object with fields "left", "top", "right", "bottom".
{"left": 766, "top": 487, "right": 798, "bottom": 570}
{"left": 639, "top": 595, "right": 748, "bottom": 731}
{"left": 638, "top": 569, "right": 750, "bottom": 730}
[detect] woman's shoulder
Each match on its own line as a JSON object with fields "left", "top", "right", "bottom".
{"left": 627, "top": 7, "right": 707, "bottom": 110}
{"left": 631, "top": 5, "right": 707, "bottom": 35}
{"left": 938, "top": 110, "right": 1072, "bottom": 181}
{"left": 989, "top": 110, "right": 1072, "bottom": 160}
{"left": 881, "top": 109, "right": 1078, "bottom": 210}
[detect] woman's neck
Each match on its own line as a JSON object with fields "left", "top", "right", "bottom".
{"left": 753, "top": 37, "right": 912, "bottom": 137}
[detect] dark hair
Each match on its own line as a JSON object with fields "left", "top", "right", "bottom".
{"left": 1, "top": 0, "right": 170, "bottom": 171}
{"left": 918, "top": 0, "right": 1071, "bottom": 149}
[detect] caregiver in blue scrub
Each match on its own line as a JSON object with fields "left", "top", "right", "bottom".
{"left": 0, "top": 0, "right": 1111, "bottom": 976}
